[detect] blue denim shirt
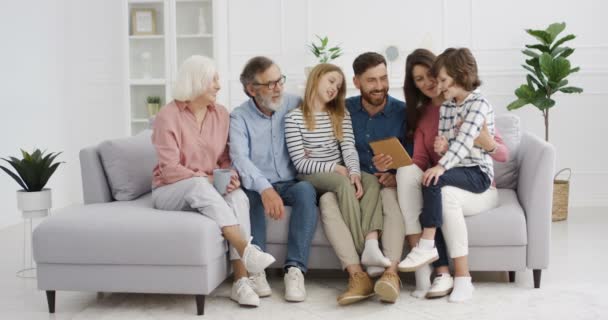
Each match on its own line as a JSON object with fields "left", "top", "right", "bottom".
{"left": 229, "top": 94, "right": 301, "bottom": 194}
{"left": 346, "top": 95, "right": 412, "bottom": 174}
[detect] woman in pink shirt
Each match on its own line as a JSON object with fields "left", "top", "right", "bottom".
{"left": 151, "top": 55, "right": 275, "bottom": 308}
{"left": 375, "top": 49, "right": 508, "bottom": 302}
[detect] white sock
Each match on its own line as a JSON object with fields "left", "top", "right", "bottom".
{"left": 418, "top": 238, "right": 435, "bottom": 250}
{"left": 361, "top": 239, "right": 391, "bottom": 267}
{"left": 449, "top": 276, "right": 474, "bottom": 303}
{"left": 411, "top": 264, "right": 432, "bottom": 299}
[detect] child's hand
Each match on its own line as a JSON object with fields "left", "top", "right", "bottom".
{"left": 334, "top": 164, "right": 349, "bottom": 177}
{"left": 372, "top": 153, "right": 393, "bottom": 172}
{"left": 423, "top": 165, "right": 446, "bottom": 186}
{"left": 350, "top": 174, "right": 364, "bottom": 199}
{"left": 434, "top": 136, "right": 448, "bottom": 156}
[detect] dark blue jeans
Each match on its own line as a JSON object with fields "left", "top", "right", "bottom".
{"left": 420, "top": 166, "right": 490, "bottom": 229}
{"left": 243, "top": 180, "right": 318, "bottom": 273}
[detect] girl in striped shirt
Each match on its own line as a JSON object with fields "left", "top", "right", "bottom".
{"left": 285, "top": 64, "right": 391, "bottom": 274}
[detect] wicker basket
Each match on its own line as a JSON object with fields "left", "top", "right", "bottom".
{"left": 552, "top": 168, "right": 571, "bottom": 222}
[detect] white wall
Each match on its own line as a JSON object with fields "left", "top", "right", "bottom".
{"left": 0, "top": 0, "right": 125, "bottom": 228}
{"left": 0, "top": 0, "right": 604, "bottom": 229}
{"left": 224, "top": 0, "right": 608, "bottom": 207}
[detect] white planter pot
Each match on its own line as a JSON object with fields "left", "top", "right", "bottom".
{"left": 17, "top": 189, "right": 52, "bottom": 219}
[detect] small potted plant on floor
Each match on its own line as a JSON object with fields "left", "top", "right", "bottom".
{"left": 147, "top": 96, "right": 162, "bottom": 118}
{"left": 306, "top": 35, "right": 343, "bottom": 76}
{"left": 1, "top": 149, "right": 63, "bottom": 218}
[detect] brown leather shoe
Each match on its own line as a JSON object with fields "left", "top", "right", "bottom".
{"left": 337, "top": 272, "right": 374, "bottom": 305}
{"left": 374, "top": 271, "right": 401, "bottom": 303}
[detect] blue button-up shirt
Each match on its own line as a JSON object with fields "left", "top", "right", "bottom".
{"left": 229, "top": 94, "right": 301, "bottom": 193}
{"left": 346, "top": 95, "right": 412, "bottom": 174}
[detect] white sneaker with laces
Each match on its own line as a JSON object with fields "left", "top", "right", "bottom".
{"left": 241, "top": 238, "right": 276, "bottom": 274}
{"left": 398, "top": 246, "right": 439, "bottom": 272}
{"left": 230, "top": 277, "right": 260, "bottom": 307}
{"left": 284, "top": 267, "right": 306, "bottom": 302}
{"left": 249, "top": 271, "right": 272, "bottom": 297}
{"left": 426, "top": 273, "right": 454, "bottom": 298}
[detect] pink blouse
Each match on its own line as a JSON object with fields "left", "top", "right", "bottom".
{"left": 152, "top": 100, "right": 231, "bottom": 188}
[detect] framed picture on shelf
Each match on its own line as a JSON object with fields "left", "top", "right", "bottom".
{"left": 131, "top": 8, "right": 157, "bottom": 35}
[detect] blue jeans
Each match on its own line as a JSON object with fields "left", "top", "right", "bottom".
{"left": 243, "top": 180, "right": 318, "bottom": 273}
{"left": 420, "top": 166, "right": 490, "bottom": 229}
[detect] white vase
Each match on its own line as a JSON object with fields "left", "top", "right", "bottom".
{"left": 198, "top": 8, "right": 207, "bottom": 34}
{"left": 17, "top": 189, "right": 52, "bottom": 219}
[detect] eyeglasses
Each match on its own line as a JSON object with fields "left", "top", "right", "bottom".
{"left": 252, "top": 75, "right": 286, "bottom": 90}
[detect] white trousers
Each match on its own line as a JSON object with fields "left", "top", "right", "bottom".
{"left": 396, "top": 165, "right": 498, "bottom": 258}
{"left": 152, "top": 177, "right": 250, "bottom": 260}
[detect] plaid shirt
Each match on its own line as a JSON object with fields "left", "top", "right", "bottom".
{"left": 437, "top": 91, "right": 495, "bottom": 182}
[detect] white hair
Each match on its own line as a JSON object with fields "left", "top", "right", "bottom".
{"left": 172, "top": 55, "right": 217, "bottom": 101}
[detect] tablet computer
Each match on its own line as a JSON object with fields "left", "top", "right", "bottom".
{"left": 369, "top": 136, "right": 413, "bottom": 169}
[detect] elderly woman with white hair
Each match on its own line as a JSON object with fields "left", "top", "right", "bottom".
{"left": 151, "top": 55, "right": 275, "bottom": 307}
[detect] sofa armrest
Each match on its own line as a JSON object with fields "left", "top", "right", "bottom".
{"left": 516, "top": 132, "right": 555, "bottom": 269}
{"left": 79, "top": 146, "right": 113, "bottom": 204}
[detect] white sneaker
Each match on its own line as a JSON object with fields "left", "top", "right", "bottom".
{"left": 284, "top": 267, "right": 306, "bottom": 302}
{"left": 230, "top": 277, "right": 260, "bottom": 307}
{"left": 249, "top": 271, "right": 272, "bottom": 297}
{"left": 366, "top": 266, "right": 385, "bottom": 278}
{"left": 242, "top": 238, "right": 276, "bottom": 274}
{"left": 398, "top": 246, "right": 439, "bottom": 272}
{"left": 426, "top": 274, "right": 454, "bottom": 299}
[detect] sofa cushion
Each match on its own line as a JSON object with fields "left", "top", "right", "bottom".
{"left": 494, "top": 114, "right": 521, "bottom": 189}
{"left": 266, "top": 208, "right": 329, "bottom": 246}
{"left": 466, "top": 189, "right": 527, "bottom": 246}
{"left": 33, "top": 194, "right": 227, "bottom": 266}
{"left": 98, "top": 130, "right": 157, "bottom": 201}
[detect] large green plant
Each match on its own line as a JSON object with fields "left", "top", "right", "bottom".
{"left": 506, "top": 22, "right": 583, "bottom": 141}
{"left": 0, "top": 149, "right": 63, "bottom": 192}
{"left": 308, "top": 35, "right": 343, "bottom": 64}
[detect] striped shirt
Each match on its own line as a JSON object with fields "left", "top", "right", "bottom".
{"left": 285, "top": 108, "right": 360, "bottom": 176}
{"left": 438, "top": 90, "right": 495, "bottom": 181}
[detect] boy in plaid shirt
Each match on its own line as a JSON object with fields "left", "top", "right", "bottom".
{"left": 399, "top": 49, "right": 494, "bottom": 299}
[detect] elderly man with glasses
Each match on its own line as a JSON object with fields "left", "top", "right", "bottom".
{"left": 229, "top": 56, "right": 318, "bottom": 303}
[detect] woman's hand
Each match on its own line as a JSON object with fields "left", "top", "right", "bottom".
{"left": 334, "top": 164, "right": 349, "bottom": 177}
{"left": 434, "top": 136, "right": 448, "bottom": 156}
{"left": 351, "top": 174, "right": 364, "bottom": 199}
{"left": 422, "top": 165, "right": 446, "bottom": 187}
{"left": 225, "top": 175, "right": 241, "bottom": 194}
{"left": 473, "top": 123, "right": 497, "bottom": 152}
{"left": 372, "top": 153, "right": 393, "bottom": 172}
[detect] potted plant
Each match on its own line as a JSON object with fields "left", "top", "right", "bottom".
{"left": 506, "top": 22, "right": 583, "bottom": 221}
{"left": 0, "top": 149, "right": 63, "bottom": 218}
{"left": 306, "top": 35, "right": 343, "bottom": 76}
{"left": 146, "top": 96, "right": 162, "bottom": 117}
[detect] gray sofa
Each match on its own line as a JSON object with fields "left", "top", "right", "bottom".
{"left": 33, "top": 114, "right": 554, "bottom": 316}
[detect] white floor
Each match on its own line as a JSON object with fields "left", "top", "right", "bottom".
{"left": 1, "top": 207, "right": 607, "bottom": 320}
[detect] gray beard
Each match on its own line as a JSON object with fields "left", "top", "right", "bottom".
{"left": 258, "top": 95, "right": 283, "bottom": 112}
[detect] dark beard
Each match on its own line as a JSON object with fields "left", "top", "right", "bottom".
{"left": 361, "top": 89, "right": 387, "bottom": 107}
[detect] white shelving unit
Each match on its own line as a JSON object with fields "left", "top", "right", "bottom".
{"left": 124, "top": 0, "right": 226, "bottom": 135}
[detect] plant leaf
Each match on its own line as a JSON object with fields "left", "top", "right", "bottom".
{"left": 525, "top": 44, "right": 550, "bottom": 53}
{"left": 551, "top": 34, "right": 576, "bottom": 51}
{"left": 514, "top": 84, "right": 537, "bottom": 100}
{"left": 546, "top": 22, "right": 566, "bottom": 42}
{"left": 569, "top": 67, "right": 581, "bottom": 74}
{"left": 0, "top": 165, "right": 28, "bottom": 190}
{"left": 556, "top": 47, "right": 574, "bottom": 59}
{"left": 506, "top": 98, "right": 529, "bottom": 111}
{"left": 527, "top": 74, "right": 543, "bottom": 89}
{"left": 522, "top": 49, "right": 539, "bottom": 58}
{"left": 559, "top": 86, "right": 583, "bottom": 94}
{"left": 526, "top": 29, "right": 552, "bottom": 45}
{"left": 533, "top": 97, "right": 556, "bottom": 110}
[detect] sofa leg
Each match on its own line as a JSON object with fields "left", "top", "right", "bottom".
{"left": 533, "top": 269, "right": 541, "bottom": 288}
{"left": 195, "top": 295, "right": 205, "bottom": 316}
{"left": 46, "top": 291, "right": 56, "bottom": 313}
{"left": 508, "top": 271, "right": 516, "bottom": 283}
